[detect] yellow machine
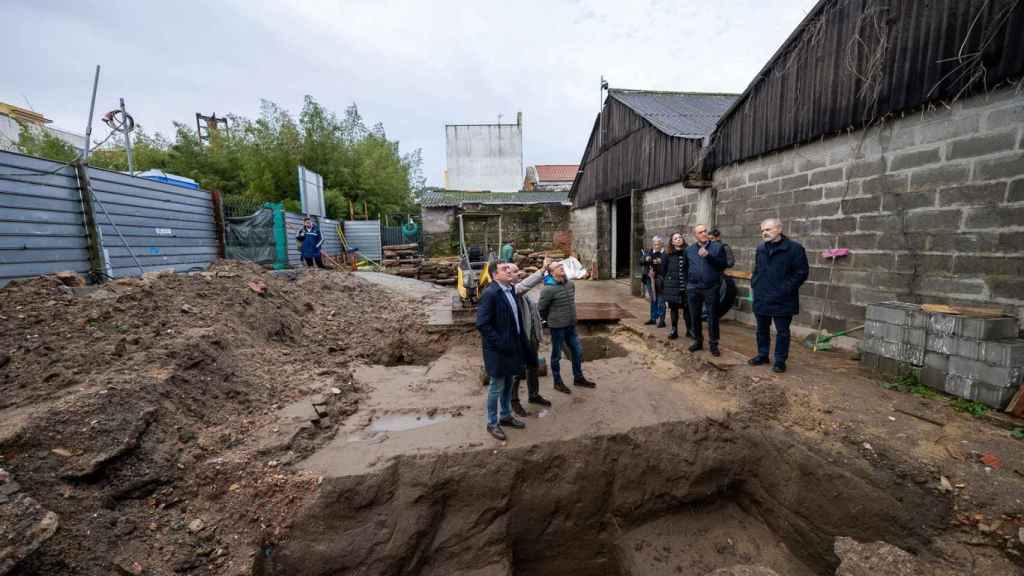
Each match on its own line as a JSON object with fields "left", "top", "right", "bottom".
{"left": 456, "top": 248, "right": 493, "bottom": 304}
{"left": 455, "top": 214, "right": 496, "bottom": 305}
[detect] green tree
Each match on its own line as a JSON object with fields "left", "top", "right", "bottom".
{"left": 14, "top": 123, "right": 79, "bottom": 163}
{"left": 13, "top": 96, "right": 419, "bottom": 221}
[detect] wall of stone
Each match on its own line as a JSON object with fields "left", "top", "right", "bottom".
{"left": 570, "top": 205, "right": 597, "bottom": 273}
{"left": 422, "top": 204, "right": 570, "bottom": 257}
{"left": 712, "top": 85, "right": 1024, "bottom": 333}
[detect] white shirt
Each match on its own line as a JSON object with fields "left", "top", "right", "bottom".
{"left": 496, "top": 282, "right": 520, "bottom": 334}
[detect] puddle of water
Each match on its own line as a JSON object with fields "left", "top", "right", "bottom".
{"left": 370, "top": 413, "right": 451, "bottom": 432}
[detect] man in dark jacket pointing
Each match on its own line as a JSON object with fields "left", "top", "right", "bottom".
{"left": 749, "top": 218, "right": 809, "bottom": 373}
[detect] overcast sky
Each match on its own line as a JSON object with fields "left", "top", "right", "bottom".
{"left": 3, "top": 0, "right": 815, "bottom": 186}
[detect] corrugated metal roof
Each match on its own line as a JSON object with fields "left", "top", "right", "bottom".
{"left": 607, "top": 90, "right": 739, "bottom": 138}
{"left": 419, "top": 189, "right": 570, "bottom": 208}
{"left": 702, "top": 0, "right": 1024, "bottom": 173}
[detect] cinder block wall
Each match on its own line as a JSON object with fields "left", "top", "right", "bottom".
{"left": 570, "top": 205, "right": 598, "bottom": 274}
{"left": 713, "top": 86, "right": 1024, "bottom": 333}
{"left": 641, "top": 182, "right": 702, "bottom": 245}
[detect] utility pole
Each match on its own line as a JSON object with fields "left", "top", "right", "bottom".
{"left": 83, "top": 66, "right": 100, "bottom": 164}
{"left": 120, "top": 98, "right": 134, "bottom": 174}
{"left": 599, "top": 76, "right": 608, "bottom": 150}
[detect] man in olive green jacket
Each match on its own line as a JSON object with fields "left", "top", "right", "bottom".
{"left": 538, "top": 261, "right": 596, "bottom": 393}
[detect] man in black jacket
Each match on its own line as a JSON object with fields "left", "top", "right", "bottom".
{"left": 749, "top": 218, "right": 809, "bottom": 373}
{"left": 476, "top": 263, "right": 530, "bottom": 441}
{"left": 685, "top": 224, "right": 729, "bottom": 356}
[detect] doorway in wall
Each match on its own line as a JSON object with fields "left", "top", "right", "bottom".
{"left": 613, "top": 195, "right": 632, "bottom": 279}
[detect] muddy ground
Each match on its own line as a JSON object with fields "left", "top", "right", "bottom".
{"left": 0, "top": 262, "right": 469, "bottom": 575}
{"left": 1, "top": 268, "right": 1023, "bottom": 575}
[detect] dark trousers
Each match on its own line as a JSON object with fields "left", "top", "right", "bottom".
{"left": 756, "top": 314, "right": 792, "bottom": 363}
{"left": 687, "top": 285, "right": 720, "bottom": 347}
{"left": 513, "top": 343, "right": 541, "bottom": 403}
{"left": 668, "top": 300, "right": 692, "bottom": 335}
{"left": 303, "top": 255, "right": 326, "bottom": 268}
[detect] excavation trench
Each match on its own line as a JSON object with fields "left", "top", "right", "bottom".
{"left": 254, "top": 418, "right": 950, "bottom": 576}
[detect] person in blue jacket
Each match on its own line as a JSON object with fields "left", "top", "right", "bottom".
{"left": 685, "top": 224, "right": 729, "bottom": 356}
{"left": 476, "top": 262, "right": 531, "bottom": 441}
{"left": 749, "top": 218, "right": 809, "bottom": 373}
{"left": 296, "top": 216, "right": 326, "bottom": 268}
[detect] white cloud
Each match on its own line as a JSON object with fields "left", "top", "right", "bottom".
{"left": 2, "top": 0, "right": 815, "bottom": 185}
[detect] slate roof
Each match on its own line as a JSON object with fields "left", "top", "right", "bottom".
{"left": 608, "top": 90, "right": 740, "bottom": 138}
{"left": 419, "top": 189, "right": 570, "bottom": 208}
{"left": 534, "top": 164, "right": 578, "bottom": 182}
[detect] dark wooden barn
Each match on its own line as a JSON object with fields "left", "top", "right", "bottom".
{"left": 570, "top": 90, "right": 737, "bottom": 208}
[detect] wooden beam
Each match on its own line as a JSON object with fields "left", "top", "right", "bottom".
{"left": 74, "top": 161, "right": 107, "bottom": 281}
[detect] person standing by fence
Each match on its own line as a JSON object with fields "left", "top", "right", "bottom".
{"left": 297, "top": 216, "right": 326, "bottom": 268}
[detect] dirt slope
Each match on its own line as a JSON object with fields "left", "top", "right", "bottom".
{"left": 0, "top": 262, "right": 453, "bottom": 575}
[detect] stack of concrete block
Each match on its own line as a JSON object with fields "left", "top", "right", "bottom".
{"left": 862, "top": 302, "right": 1023, "bottom": 408}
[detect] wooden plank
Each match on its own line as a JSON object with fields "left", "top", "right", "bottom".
{"left": 726, "top": 269, "right": 752, "bottom": 280}
{"left": 1005, "top": 388, "right": 1023, "bottom": 418}
{"left": 920, "top": 304, "right": 1006, "bottom": 317}
{"left": 576, "top": 302, "right": 633, "bottom": 321}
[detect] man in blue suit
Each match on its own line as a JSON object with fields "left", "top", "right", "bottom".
{"left": 476, "top": 262, "right": 531, "bottom": 441}
{"left": 749, "top": 218, "right": 809, "bottom": 373}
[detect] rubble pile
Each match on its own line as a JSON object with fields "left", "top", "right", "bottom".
{"left": 0, "top": 261, "right": 432, "bottom": 575}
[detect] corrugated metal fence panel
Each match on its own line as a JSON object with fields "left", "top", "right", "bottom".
{"left": 285, "top": 213, "right": 343, "bottom": 267}
{"left": 285, "top": 212, "right": 304, "bottom": 267}
{"left": 87, "top": 166, "right": 219, "bottom": 277}
{"left": 0, "top": 150, "right": 90, "bottom": 286}
{"left": 344, "top": 220, "right": 382, "bottom": 261}
{"left": 320, "top": 218, "right": 342, "bottom": 257}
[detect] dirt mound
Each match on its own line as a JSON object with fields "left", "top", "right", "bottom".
{"left": 0, "top": 262, "right": 436, "bottom": 575}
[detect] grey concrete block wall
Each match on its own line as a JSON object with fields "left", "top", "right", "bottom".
{"left": 713, "top": 86, "right": 1024, "bottom": 334}
{"left": 641, "top": 182, "right": 702, "bottom": 244}
{"left": 570, "top": 205, "right": 598, "bottom": 275}
{"left": 862, "top": 302, "right": 1023, "bottom": 408}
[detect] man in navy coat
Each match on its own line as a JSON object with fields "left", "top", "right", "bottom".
{"left": 749, "top": 218, "right": 809, "bottom": 373}
{"left": 685, "top": 224, "right": 730, "bottom": 356}
{"left": 476, "top": 262, "right": 531, "bottom": 441}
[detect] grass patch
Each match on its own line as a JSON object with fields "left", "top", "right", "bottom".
{"left": 1012, "top": 428, "right": 1024, "bottom": 441}
{"left": 881, "top": 373, "right": 938, "bottom": 399}
{"left": 882, "top": 373, "right": 993, "bottom": 417}
{"left": 950, "top": 398, "right": 989, "bottom": 417}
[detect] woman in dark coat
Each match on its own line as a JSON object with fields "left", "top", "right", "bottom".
{"left": 661, "top": 232, "right": 693, "bottom": 340}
